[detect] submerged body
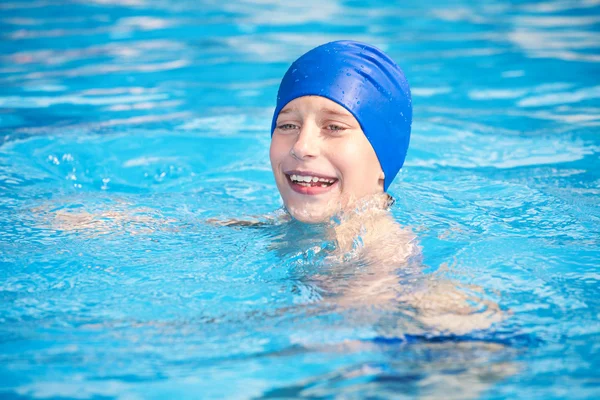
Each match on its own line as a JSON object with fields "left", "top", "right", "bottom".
{"left": 38, "top": 191, "right": 503, "bottom": 337}
{"left": 209, "top": 192, "right": 504, "bottom": 336}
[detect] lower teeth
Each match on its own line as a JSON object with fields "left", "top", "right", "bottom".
{"left": 295, "top": 181, "right": 331, "bottom": 187}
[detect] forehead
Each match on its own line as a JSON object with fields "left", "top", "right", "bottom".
{"left": 278, "top": 96, "right": 354, "bottom": 118}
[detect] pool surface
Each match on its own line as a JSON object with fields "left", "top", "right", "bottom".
{"left": 1, "top": 0, "right": 599, "bottom": 398}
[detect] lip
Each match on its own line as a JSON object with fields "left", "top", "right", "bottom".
{"left": 283, "top": 169, "right": 339, "bottom": 196}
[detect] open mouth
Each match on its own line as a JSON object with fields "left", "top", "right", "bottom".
{"left": 288, "top": 173, "right": 336, "bottom": 187}
{"left": 285, "top": 172, "right": 338, "bottom": 194}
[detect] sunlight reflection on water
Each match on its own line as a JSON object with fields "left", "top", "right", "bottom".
{"left": 0, "top": 0, "right": 599, "bottom": 399}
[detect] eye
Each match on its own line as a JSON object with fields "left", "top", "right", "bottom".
{"left": 277, "top": 123, "right": 299, "bottom": 131}
{"left": 326, "top": 124, "right": 346, "bottom": 133}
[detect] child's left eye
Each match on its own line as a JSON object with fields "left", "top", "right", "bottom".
{"left": 326, "top": 124, "right": 345, "bottom": 132}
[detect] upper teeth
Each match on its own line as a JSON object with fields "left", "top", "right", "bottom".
{"left": 290, "top": 174, "right": 335, "bottom": 183}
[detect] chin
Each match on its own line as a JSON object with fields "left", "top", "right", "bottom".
{"left": 284, "top": 200, "right": 336, "bottom": 224}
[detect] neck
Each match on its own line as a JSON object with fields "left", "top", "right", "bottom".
{"left": 327, "top": 193, "right": 395, "bottom": 254}
{"left": 280, "top": 193, "right": 401, "bottom": 258}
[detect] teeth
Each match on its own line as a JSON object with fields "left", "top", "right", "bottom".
{"left": 289, "top": 174, "right": 336, "bottom": 184}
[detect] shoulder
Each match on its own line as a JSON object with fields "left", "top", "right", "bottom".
{"left": 362, "top": 213, "right": 420, "bottom": 265}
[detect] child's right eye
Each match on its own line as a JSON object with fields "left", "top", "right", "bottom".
{"left": 277, "top": 123, "right": 298, "bottom": 131}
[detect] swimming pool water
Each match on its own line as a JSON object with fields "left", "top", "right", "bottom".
{"left": 1, "top": 0, "right": 599, "bottom": 398}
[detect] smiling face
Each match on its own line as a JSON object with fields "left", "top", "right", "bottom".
{"left": 270, "top": 96, "right": 385, "bottom": 223}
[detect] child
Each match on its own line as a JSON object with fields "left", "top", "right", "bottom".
{"left": 266, "top": 40, "right": 502, "bottom": 334}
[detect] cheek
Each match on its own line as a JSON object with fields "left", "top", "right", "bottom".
{"left": 333, "top": 140, "right": 381, "bottom": 183}
{"left": 269, "top": 137, "right": 287, "bottom": 166}
{"left": 332, "top": 141, "right": 369, "bottom": 172}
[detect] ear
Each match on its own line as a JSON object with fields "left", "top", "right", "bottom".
{"left": 378, "top": 170, "right": 385, "bottom": 189}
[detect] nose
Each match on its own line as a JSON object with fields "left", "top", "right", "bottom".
{"left": 290, "top": 123, "right": 320, "bottom": 160}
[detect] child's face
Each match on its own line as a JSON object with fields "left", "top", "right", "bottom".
{"left": 270, "top": 96, "right": 385, "bottom": 223}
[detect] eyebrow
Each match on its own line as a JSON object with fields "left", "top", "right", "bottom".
{"left": 279, "top": 107, "right": 352, "bottom": 116}
{"left": 277, "top": 106, "right": 354, "bottom": 119}
{"left": 320, "top": 107, "right": 353, "bottom": 118}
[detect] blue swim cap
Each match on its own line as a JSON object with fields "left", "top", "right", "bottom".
{"left": 271, "top": 40, "right": 412, "bottom": 191}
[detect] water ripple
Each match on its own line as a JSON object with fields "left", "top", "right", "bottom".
{"left": 0, "top": 0, "right": 599, "bottom": 398}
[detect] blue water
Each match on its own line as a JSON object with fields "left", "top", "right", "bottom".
{"left": 1, "top": 0, "right": 599, "bottom": 398}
